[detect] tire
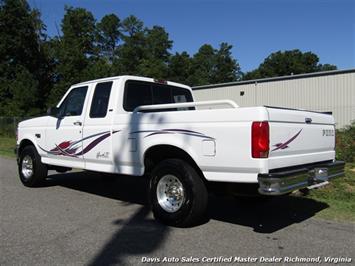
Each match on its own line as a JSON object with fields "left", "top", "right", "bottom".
{"left": 149, "top": 159, "right": 208, "bottom": 227}
{"left": 18, "top": 145, "right": 48, "bottom": 187}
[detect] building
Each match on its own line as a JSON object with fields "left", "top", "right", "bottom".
{"left": 192, "top": 69, "right": 355, "bottom": 128}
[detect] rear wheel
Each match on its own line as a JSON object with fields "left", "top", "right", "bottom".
{"left": 18, "top": 145, "right": 47, "bottom": 187}
{"left": 149, "top": 159, "right": 208, "bottom": 227}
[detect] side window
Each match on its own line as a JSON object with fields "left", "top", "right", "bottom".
{"left": 123, "top": 81, "right": 152, "bottom": 111}
{"left": 171, "top": 87, "right": 194, "bottom": 111}
{"left": 90, "top": 82, "right": 113, "bottom": 118}
{"left": 123, "top": 80, "right": 194, "bottom": 112}
{"left": 172, "top": 87, "right": 193, "bottom": 103}
{"left": 58, "top": 86, "right": 88, "bottom": 117}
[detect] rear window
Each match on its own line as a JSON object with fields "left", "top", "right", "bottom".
{"left": 123, "top": 80, "right": 193, "bottom": 112}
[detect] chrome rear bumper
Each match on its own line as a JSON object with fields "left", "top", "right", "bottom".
{"left": 258, "top": 161, "right": 345, "bottom": 195}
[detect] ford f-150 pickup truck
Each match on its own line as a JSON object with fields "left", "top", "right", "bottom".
{"left": 16, "top": 75, "right": 345, "bottom": 226}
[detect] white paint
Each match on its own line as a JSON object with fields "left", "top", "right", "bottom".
{"left": 18, "top": 75, "right": 336, "bottom": 184}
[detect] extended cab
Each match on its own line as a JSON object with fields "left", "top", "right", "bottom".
{"left": 16, "top": 76, "right": 345, "bottom": 226}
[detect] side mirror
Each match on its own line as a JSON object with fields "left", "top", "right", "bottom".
{"left": 47, "top": 107, "right": 59, "bottom": 117}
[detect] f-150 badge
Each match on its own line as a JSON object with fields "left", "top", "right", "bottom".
{"left": 322, "top": 129, "right": 334, "bottom": 136}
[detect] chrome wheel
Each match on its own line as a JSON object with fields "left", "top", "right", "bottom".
{"left": 21, "top": 155, "right": 33, "bottom": 180}
{"left": 156, "top": 174, "right": 185, "bottom": 213}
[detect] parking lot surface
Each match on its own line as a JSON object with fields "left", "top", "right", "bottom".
{"left": 1, "top": 157, "right": 354, "bottom": 265}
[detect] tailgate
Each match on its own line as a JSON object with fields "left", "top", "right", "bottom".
{"left": 266, "top": 107, "right": 336, "bottom": 170}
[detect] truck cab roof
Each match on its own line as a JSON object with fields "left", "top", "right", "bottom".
{"left": 71, "top": 75, "right": 191, "bottom": 90}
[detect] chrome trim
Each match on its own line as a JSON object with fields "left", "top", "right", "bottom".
{"left": 21, "top": 155, "right": 33, "bottom": 180}
{"left": 156, "top": 174, "right": 185, "bottom": 213}
{"left": 307, "top": 181, "right": 329, "bottom": 190}
{"left": 258, "top": 161, "right": 345, "bottom": 195}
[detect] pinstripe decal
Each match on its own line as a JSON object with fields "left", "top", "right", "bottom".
{"left": 271, "top": 129, "right": 302, "bottom": 151}
{"left": 38, "top": 130, "right": 120, "bottom": 157}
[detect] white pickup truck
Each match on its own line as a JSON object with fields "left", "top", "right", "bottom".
{"left": 16, "top": 75, "right": 345, "bottom": 226}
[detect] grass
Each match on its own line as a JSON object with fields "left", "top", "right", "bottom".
{"left": 305, "top": 163, "right": 355, "bottom": 222}
{"left": 1, "top": 135, "right": 354, "bottom": 222}
{"left": 0, "top": 136, "right": 16, "bottom": 158}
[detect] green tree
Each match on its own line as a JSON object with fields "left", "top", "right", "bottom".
{"left": 244, "top": 49, "right": 337, "bottom": 80}
{"left": 96, "top": 14, "right": 121, "bottom": 63}
{"left": 113, "top": 16, "right": 145, "bottom": 75}
{"left": 81, "top": 58, "right": 113, "bottom": 81}
{"left": 3, "top": 66, "right": 41, "bottom": 116}
{"left": 336, "top": 122, "right": 355, "bottom": 163}
{"left": 144, "top": 26, "right": 172, "bottom": 61}
{"left": 187, "top": 43, "right": 240, "bottom": 86}
{"left": 61, "top": 6, "right": 96, "bottom": 56}
{"left": 47, "top": 6, "right": 97, "bottom": 105}
{"left": 137, "top": 26, "right": 172, "bottom": 78}
{"left": 188, "top": 44, "right": 216, "bottom": 85}
{"left": 318, "top": 63, "right": 337, "bottom": 71}
{"left": 168, "top": 52, "right": 192, "bottom": 84}
{"left": 211, "top": 42, "right": 241, "bottom": 83}
{"left": 121, "top": 15, "right": 143, "bottom": 37}
{"left": 115, "top": 21, "right": 173, "bottom": 79}
{"left": 0, "top": 0, "right": 50, "bottom": 115}
{"left": 0, "top": 1, "right": 245, "bottom": 114}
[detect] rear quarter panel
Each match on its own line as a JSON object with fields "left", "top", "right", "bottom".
{"left": 111, "top": 107, "right": 269, "bottom": 183}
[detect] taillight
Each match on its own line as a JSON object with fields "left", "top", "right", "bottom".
{"left": 252, "top": 121, "right": 269, "bottom": 158}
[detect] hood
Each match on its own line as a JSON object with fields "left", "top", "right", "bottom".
{"left": 18, "top": 116, "right": 49, "bottom": 128}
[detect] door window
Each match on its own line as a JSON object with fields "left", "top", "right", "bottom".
{"left": 89, "top": 82, "right": 113, "bottom": 118}
{"left": 58, "top": 86, "right": 88, "bottom": 117}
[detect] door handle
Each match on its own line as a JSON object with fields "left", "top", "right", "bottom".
{"left": 73, "top": 121, "right": 82, "bottom": 126}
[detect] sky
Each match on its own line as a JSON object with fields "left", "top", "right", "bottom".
{"left": 28, "top": 0, "right": 355, "bottom": 72}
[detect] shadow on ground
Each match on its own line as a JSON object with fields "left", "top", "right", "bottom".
{"left": 44, "top": 171, "right": 169, "bottom": 265}
{"left": 88, "top": 205, "right": 168, "bottom": 265}
{"left": 40, "top": 170, "right": 328, "bottom": 264}
{"left": 209, "top": 194, "right": 328, "bottom": 233}
{"left": 44, "top": 170, "right": 328, "bottom": 234}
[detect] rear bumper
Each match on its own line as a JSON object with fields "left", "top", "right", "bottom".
{"left": 258, "top": 160, "right": 345, "bottom": 195}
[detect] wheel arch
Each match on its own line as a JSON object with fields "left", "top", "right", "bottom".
{"left": 143, "top": 144, "right": 206, "bottom": 182}
{"left": 18, "top": 138, "right": 36, "bottom": 155}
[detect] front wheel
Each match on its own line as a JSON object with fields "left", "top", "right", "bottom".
{"left": 149, "top": 159, "right": 208, "bottom": 227}
{"left": 18, "top": 145, "right": 48, "bottom": 187}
